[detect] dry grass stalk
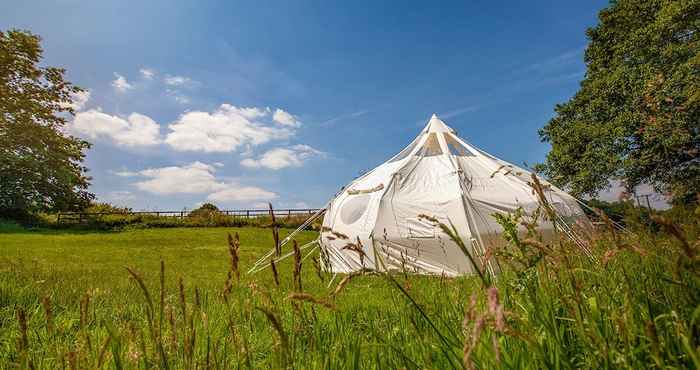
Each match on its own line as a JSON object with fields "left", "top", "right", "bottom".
{"left": 489, "top": 164, "right": 507, "bottom": 178}
{"left": 255, "top": 306, "right": 290, "bottom": 366}
{"left": 167, "top": 305, "right": 177, "bottom": 351}
{"left": 342, "top": 239, "right": 367, "bottom": 267}
{"left": 287, "top": 292, "right": 336, "bottom": 310}
{"left": 331, "top": 231, "right": 349, "bottom": 240}
{"left": 418, "top": 213, "right": 439, "bottom": 223}
{"left": 528, "top": 173, "right": 556, "bottom": 222}
{"left": 594, "top": 207, "right": 620, "bottom": 245}
{"left": 42, "top": 296, "right": 54, "bottom": 336}
{"left": 270, "top": 258, "right": 280, "bottom": 286}
{"left": 194, "top": 287, "right": 201, "bottom": 311}
{"left": 329, "top": 270, "right": 370, "bottom": 299}
{"left": 228, "top": 232, "right": 241, "bottom": 281}
{"left": 80, "top": 293, "right": 93, "bottom": 351}
{"left": 96, "top": 335, "right": 111, "bottom": 369}
{"left": 67, "top": 351, "right": 77, "bottom": 370}
{"left": 312, "top": 256, "right": 325, "bottom": 282}
{"left": 16, "top": 307, "right": 33, "bottom": 369}
{"left": 651, "top": 215, "right": 695, "bottom": 259}
{"left": 292, "top": 240, "right": 303, "bottom": 292}
{"left": 80, "top": 293, "right": 90, "bottom": 329}
{"left": 460, "top": 287, "right": 530, "bottom": 368}
{"left": 269, "top": 203, "right": 281, "bottom": 257}
{"left": 178, "top": 277, "right": 187, "bottom": 322}
{"left": 126, "top": 267, "right": 169, "bottom": 369}
{"left": 347, "top": 183, "right": 384, "bottom": 195}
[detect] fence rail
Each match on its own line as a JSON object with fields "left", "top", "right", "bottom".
{"left": 56, "top": 208, "right": 322, "bottom": 224}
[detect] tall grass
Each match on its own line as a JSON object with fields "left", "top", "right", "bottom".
{"left": 1, "top": 200, "right": 698, "bottom": 368}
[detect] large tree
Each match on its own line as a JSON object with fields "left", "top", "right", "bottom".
{"left": 0, "top": 29, "right": 93, "bottom": 215}
{"left": 538, "top": 0, "right": 700, "bottom": 202}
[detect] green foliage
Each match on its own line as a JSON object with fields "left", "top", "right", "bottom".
{"left": 84, "top": 202, "right": 133, "bottom": 214}
{"left": 0, "top": 29, "right": 93, "bottom": 215}
{"left": 538, "top": 0, "right": 700, "bottom": 201}
{"left": 585, "top": 198, "right": 634, "bottom": 224}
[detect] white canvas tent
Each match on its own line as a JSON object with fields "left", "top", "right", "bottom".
{"left": 317, "top": 114, "right": 590, "bottom": 276}
{"left": 249, "top": 114, "right": 590, "bottom": 277}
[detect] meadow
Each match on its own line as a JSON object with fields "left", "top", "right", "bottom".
{"left": 0, "top": 207, "right": 699, "bottom": 369}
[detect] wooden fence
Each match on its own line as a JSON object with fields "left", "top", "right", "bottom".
{"left": 56, "top": 208, "right": 322, "bottom": 224}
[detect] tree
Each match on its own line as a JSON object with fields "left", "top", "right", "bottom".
{"left": 189, "top": 203, "right": 220, "bottom": 218}
{"left": 0, "top": 29, "right": 93, "bottom": 216}
{"left": 538, "top": 0, "right": 700, "bottom": 203}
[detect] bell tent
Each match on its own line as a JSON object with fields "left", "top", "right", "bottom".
{"left": 250, "top": 114, "right": 590, "bottom": 277}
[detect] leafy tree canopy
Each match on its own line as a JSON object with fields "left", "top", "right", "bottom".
{"left": 0, "top": 29, "right": 93, "bottom": 215}
{"left": 538, "top": 0, "right": 700, "bottom": 203}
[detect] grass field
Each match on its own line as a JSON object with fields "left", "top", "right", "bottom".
{"left": 1, "top": 213, "right": 699, "bottom": 369}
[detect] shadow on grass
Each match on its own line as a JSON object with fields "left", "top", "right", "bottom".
{"left": 0, "top": 220, "right": 121, "bottom": 235}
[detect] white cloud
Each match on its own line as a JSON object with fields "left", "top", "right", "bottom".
{"left": 164, "top": 75, "right": 194, "bottom": 86}
{"left": 135, "top": 162, "right": 224, "bottom": 194}
{"left": 140, "top": 68, "right": 156, "bottom": 80}
{"left": 102, "top": 190, "right": 136, "bottom": 204}
{"left": 111, "top": 73, "right": 133, "bottom": 93}
{"left": 272, "top": 108, "right": 300, "bottom": 127}
{"left": 320, "top": 109, "right": 369, "bottom": 127}
{"left": 240, "top": 144, "right": 323, "bottom": 170}
{"left": 70, "top": 109, "right": 161, "bottom": 147}
{"left": 207, "top": 187, "right": 277, "bottom": 202}
{"left": 125, "top": 162, "right": 277, "bottom": 202}
{"left": 166, "top": 89, "right": 190, "bottom": 104}
{"left": 112, "top": 170, "right": 139, "bottom": 177}
{"left": 164, "top": 104, "right": 295, "bottom": 152}
{"left": 63, "top": 90, "right": 91, "bottom": 111}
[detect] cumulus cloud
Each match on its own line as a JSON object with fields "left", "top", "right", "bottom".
{"left": 240, "top": 144, "right": 323, "bottom": 170}
{"left": 164, "top": 104, "right": 295, "bottom": 152}
{"left": 70, "top": 109, "right": 161, "bottom": 147}
{"left": 102, "top": 190, "right": 136, "bottom": 204}
{"left": 140, "top": 68, "right": 156, "bottom": 80}
{"left": 111, "top": 73, "right": 133, "bottom": 93}
{"left": 125, "top": 162, "right": 276, "bottom": 202}
{"left": 63, "top": 90, "right": 91, "bottom": 111}
{"left": 135, "top": 162, "right": 223, "bottom": 194}
{"left": 164, "top": 75, "right": 194, "bottom": 86}
{"left": 112, "top": 170, "right": 139, "bottom": 177}
{"left": 272, "top": 108, "right": 300, "bottom": 127}
{"left": 207, "top": 187, "right": 278, "bottom": 202}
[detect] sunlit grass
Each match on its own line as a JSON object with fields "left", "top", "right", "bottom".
{"left": 0, "top": 214, "right": 698, "bottom": 369}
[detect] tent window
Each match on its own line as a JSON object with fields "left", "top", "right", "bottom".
{"left": 417, "top": 133, "right": 442, "bottom": 157}
{"left": 445, "top": 134, "right": 474, "bottom": 156}
{"left": 340, "top": 194, "right": 371, "bottom": 225}
{"left": 389, "top": 136, "right": 421, "bottom": 162}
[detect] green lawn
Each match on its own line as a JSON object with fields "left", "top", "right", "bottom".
{"left": 0, "top": 221, "right": 698, "bottom": 369}
{"left": 0, "top": 226, "right": 317, "bottom": 296}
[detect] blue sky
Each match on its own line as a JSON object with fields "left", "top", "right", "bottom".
{"left": 2, "top": 0, "right": 610, "bottom": 210}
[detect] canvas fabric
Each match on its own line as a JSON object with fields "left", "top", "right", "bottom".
{"left": 320, "top": 115, "right": 589, "bottom": 276}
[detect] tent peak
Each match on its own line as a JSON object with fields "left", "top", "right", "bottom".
{"left": 424, "top": 114, "right": 455, "bottom": 133}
